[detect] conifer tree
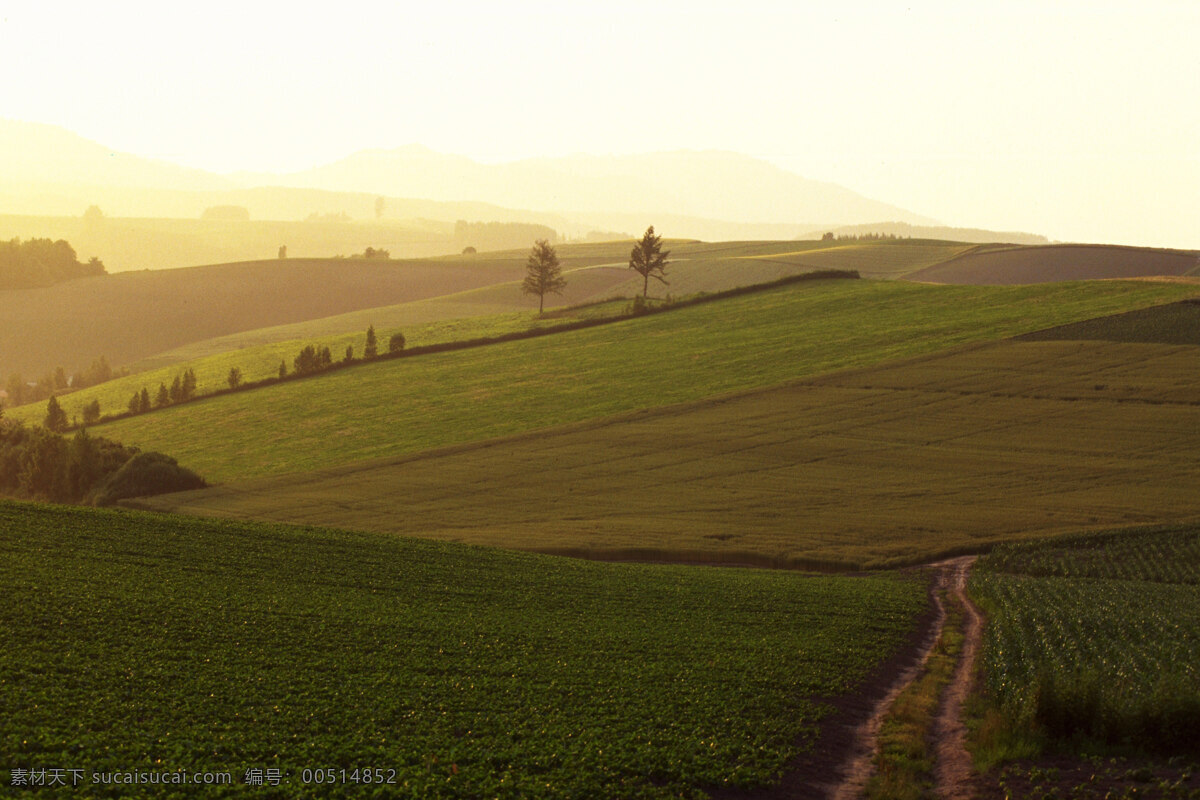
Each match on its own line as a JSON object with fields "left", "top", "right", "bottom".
{"left": 182, "top": 368, "right": 197, "bottom": 400}
{"left": 521, "top": 239, "right": 566, "bottom": 314}
{"left": 628, "top": 225, "right": 670, "bottom": 298}
{"left": 365, "top": 325, "right": 378, "bottom": 358}
{"left": 44, "top": 396, "right": 68, "bottom": 432}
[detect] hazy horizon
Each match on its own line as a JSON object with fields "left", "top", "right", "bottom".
{"left": 2, "top": 1, "right": 1197, "bottom": 249}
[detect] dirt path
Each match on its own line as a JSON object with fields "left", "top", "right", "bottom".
{"left": 823, "top": 557, "right": 967, "bottom": 799}
{"left": 932, "top": 556, "right": 982, "bottom": 799}
{"left": 824, "top": 555, "right": 980, "bottom": 800}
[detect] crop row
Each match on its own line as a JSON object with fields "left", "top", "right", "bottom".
{"left": 973, "top": 527, "right": 1200, "bottom": 750}
{"left": 983, "top": 525, "right": 1200, "bottom": 585}
{"left": 0, "top": 501, "right": 926, "bottom": 798}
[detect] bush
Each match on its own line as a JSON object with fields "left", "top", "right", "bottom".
{"left": 92, "top": 452, "right": 206, "bottom": 506}
{"left": 388, "top": 332, "right": 406, "bottom": 353}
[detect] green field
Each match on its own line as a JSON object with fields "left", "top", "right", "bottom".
{"left": 8, "top": 289, "right": 631, "bottom": 428}
{"left": 0, "top": 501, "right": 926, "bottom": 798}
{"left": 78, "top": 279, "right": 1196, "bottom": 485}
{"left": 140, "top": 339, "right": 1200, "bottom": 569}
{"left": 971, "top": 525, "right": 1200, "bottom": 752}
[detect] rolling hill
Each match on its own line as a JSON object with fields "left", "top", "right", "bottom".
{"left": 137, "top": 337, "right": 1200, "bottom": 569}
{"left": 78, "top": 278, "right": 1194, "bottom": 485}
{"left": 907, "top": 243, "right": 1199, "bottom": 284}
{"left": 0, "top": 254, "right": 608, "bottom": 379}
{"left": 0, "top": 238, "right": 959, "bottom": 385}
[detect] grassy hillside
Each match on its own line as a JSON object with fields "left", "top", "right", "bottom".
{"left": 142, "top": 339, "right": 1200, "bottom": 568}
{"left": 907, "top": 243, "right": 1199, "bottom": 285}
{"left": 7, "top": 276, "right": 635, "bottom": 426}
{"left": 140, "top": 240, "right": 944, "bottom": 364}
{"left": 0, "top": 256, "right": 545, "bottom": 378}
{"left": 0, "top": 237, "right": 1049, "bottom": 383}
{"left": 83, "top": 278, "right": 1196, "bottom": 486}
{"left": 0, "top": 500, "right": 925, "bottom": 798}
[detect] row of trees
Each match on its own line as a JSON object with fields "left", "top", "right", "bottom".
{"left": 0, "top": 238, "right": 105, "bottom": 290}
{"left": 86, "top": 327, "right": 412, "bottom": 428}
{"left": 520, "top": 226, "right": 670, "bottom": 313}
{"left": 126, "top": 369, "right": 198, "bottom": 416}
{"left": 821, "top": 231, "right": 907, "bottom": 242}
{"left": 6, "top": 356, "right": 128, "bottom": 409}
{"left": 275, "top": 327, "right": 405, "bottom": 380}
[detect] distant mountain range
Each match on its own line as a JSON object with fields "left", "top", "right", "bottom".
{"left": 240, "top": 145, "right": 938, "bottom": 228}
{"left": 0, "top": 119, "right": 233, "bottom": 192}
{"left": 0, "top": 118, "right": 1049, "bottom": 246}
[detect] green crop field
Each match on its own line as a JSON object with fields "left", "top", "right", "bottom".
{"left": 141, "top": 339, "right": 1200, "bottom": 569}
{"left": 971, "top": 525, "right": 1200, "bottom": 752}
{"left": 76, "top": 279, "right": 1196, "bottom": 486}
{"left": 0, "top": 500, "right": 925, "bottom": 798}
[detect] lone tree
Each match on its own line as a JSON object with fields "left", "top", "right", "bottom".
{"left": 522, "top": 239, "right": 566, "bottom": 314}
{"left": 628, "top": 226, "right": 669, "bottom": 298}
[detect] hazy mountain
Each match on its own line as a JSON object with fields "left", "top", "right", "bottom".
{"left": 0, "top": 118, "right": 234, "bottom": 192}
{"left": 249, "top": 147, "right": 937, "bottom": 227}
{"left": 0, "top": 119, "right": 957, "bottom": 245}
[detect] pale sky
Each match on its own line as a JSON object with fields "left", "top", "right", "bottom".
{"left": 1, "top": 1, "right": 1197, "bottom": 247}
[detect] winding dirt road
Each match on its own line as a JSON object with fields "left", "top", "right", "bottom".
{"left": 830, "top": 556, "right": 981, "bottom": 800}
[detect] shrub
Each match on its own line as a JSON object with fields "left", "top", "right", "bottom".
{"left": 92, "top": 452, "right": 206, "bottom": 506}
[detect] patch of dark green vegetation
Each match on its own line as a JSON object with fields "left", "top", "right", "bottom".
{"left": 0, "top": 501, "right": 925, "bottom": 798}
{"left": 0, "top": 236, "right": 105, "bottom": 289}
{"left": 0, "top": 420, "right": 204, "bottom": 505}
{"left": 971, "top": 524, "right": 1200, "bottom": 761}
{"left": 1018, "top": 300, "right": 1200, "bottom": 345}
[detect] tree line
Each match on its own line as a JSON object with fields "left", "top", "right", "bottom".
{"left": 109, "top": 328, "right": 407, "bottom": 426}
{"left": 0, "top": 238, "right": 105, "bottom": 290}
{"left": 124, "top": 368, "right": 198, "bottom": 418}
{"left": 454, "top": 221, "right": 558, "bottom": 253}
{"left": 6, "top": 356, "right": 129, "bottom": 409}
